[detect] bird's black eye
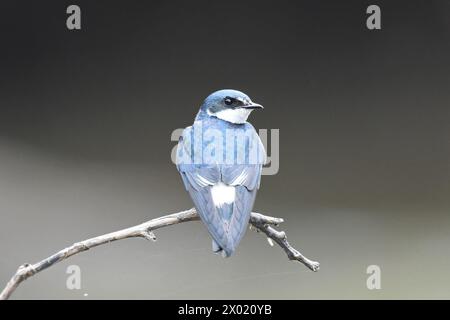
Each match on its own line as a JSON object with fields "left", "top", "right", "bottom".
{"left": 224, "top": 97, "right": 233, "bottom": 105}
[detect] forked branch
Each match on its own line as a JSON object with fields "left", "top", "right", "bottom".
{"left": 0, "top": 208, "right": 319, "bottom": 300}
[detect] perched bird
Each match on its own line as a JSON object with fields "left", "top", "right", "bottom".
{"left": 176, "top": 89, "right": 266, "bottom": 257}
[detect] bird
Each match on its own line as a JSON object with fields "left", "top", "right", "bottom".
{"left": 176, "top": 89, "right": 266, "bottom": 257}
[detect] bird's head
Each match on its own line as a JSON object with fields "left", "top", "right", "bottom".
{"left": 198, "top": 89, "right": 263, "bottom": 124}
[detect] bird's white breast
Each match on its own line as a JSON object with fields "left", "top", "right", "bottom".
{"left": 211, "top": 182, "right": 235, "bottom": 206}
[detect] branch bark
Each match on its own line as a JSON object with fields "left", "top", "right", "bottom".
{"left": 0, "top": 208, "right": 319, "bottom": 300}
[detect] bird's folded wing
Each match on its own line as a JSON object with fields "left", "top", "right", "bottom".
{"left": 176, "top": 126, "right": 266, "bottom": 255}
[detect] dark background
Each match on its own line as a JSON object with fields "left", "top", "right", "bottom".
{"left": 0, "top": 0, "right": 449, "bottom": 299}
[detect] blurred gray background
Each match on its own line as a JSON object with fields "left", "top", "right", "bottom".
{"left": 1, "top": 0, "right": 449, "bottom": 299}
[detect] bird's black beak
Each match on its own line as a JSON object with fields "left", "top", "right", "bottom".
{"left": 241, "top": 102, "right": 264, "bottom": 110}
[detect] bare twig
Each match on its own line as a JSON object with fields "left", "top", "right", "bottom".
{"left": 0, "top": 208, "right": 319, "bottom": 300}
{"left": 250, "top": 212, "right": 320, "bottom": 272}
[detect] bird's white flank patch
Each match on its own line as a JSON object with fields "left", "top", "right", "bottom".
{"left": 212, "top": 108, "right": 252, "bottom": 124}
{"left": 211, "top": 182, "right": 235, "bottom": 206}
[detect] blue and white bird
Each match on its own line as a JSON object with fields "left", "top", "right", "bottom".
{"left": 176, "top": 89, "right": 266, "bottom": 257}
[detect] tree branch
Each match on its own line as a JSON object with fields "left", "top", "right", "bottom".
{"left": 0, "top": 208, "right": 319, "bottom": 300}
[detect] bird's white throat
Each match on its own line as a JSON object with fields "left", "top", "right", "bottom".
{"left": 211, "top": 182, "right": 235, "bottom": 206}
{"left": 209, "top": 108, "right": 252, "bottom": 124}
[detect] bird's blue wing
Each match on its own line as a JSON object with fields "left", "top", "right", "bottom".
{"left": 220, "top": 126, "right": 266, "bottom": 253}
{"left": 176, "top": 125, "right": 266, "bottom": 256}
{"left": 221, "top": 164, "right": 262, "bottom": 254}
{"left": 177, "top": 127, "right": 229, "bottom": 252}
